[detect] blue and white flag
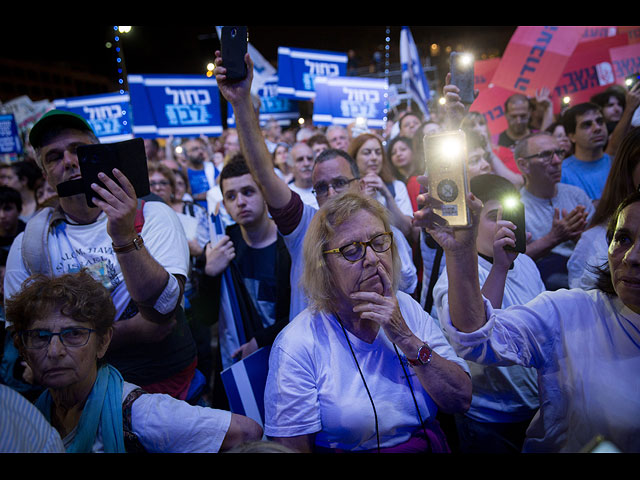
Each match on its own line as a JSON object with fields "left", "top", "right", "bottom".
{"left": 400, "top": 26, "right": 431, "bottom": 119}
{"left": 221, "top": 346, "right": 271, "bottom": 428}
{"left": 128, "top": 74, "right": 223, "bottom": 138}
{"left": 312, "top": 75, "right": 388, "bottom": 128}
{"left": 53, "top": 92, "right": 133, "bottom": 143}
{"left": 0, "top": 114, "right": 23, "bottom": 155}
{"left": 277, "top": 47, "right": 348, "bottom": 100}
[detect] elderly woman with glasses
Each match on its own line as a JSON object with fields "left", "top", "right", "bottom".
{"left": 6, "top": 270, "right": 262, "bottom": 453}
{"left": 263, "top": 192, "right": 471, "bottom": 453}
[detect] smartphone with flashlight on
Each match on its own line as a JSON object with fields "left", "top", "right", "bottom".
{"left": 423, "top": 130, "right": 471, "bottom": 227}
{"left": 450, "top": 51, "right": 475, "bottom": 105}
{"left": 221, "top": 26, "right": 248, "bottom": 80}
{"left": 500, "top": 195, "right": 527, "bottom": 253}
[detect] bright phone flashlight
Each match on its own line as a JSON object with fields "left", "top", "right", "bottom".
{"left": 440, "top": 136, "right": 463, "bottom": 160}
{"left": 459, "top": 53, "right": 473, "bottom": 67}
{"left": 502, "top": 195, "right": 520, "bottom": 210}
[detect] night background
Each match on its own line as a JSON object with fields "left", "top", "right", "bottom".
{"left": 0, "top": 25, "right": 518, "bottom": 102}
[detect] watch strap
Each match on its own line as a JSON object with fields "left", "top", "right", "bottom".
{"left": 112, "top": 234, "right": 144, "bottom": 253}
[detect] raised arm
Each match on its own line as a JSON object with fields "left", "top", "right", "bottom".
{"left": 413, "top": 176, "right": 487, "bottom": 333}
{"left": 214, "top": 51, "right": 292, "bottom": 209}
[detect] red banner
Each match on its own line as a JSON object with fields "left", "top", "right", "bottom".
{"left": 491, "top": 26, "right": 584, "bottom": 97}
{"left": 618, "top": 26, "right": 640, "bottom": 44}
{"left": 469, "top": 85, "right": 514, "bottom": 137}
{"left": 552, "top": 34, "right": 628, "bottom": 113}
{"left": 609, "top": 43, "right": 640, "bottom": 84}
{"left": 473, "top": 57, "right": 500, "bottom": 92}
{"left": 578, "top": 26, "right": 618, "bottom": 43}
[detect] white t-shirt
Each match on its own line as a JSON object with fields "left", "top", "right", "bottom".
{"left": 63, "top": 381, "right": 231, "bottom": 453}
{"left": 519, "top": 184, "right": 595, "bottom": 259}
{"left": 375, "top": 179, "right": 414, "bottom": 217}
{"left": 287, "top": 182, "right": 318, "bottom": 209}
{"left": 433, "top": 254, "right": 543, "bottom": 423}
{"left": 264, "top": 291, "right": 470, "bottom": 451}
{"left": 440, "top": 289, "right": 640, "bottom": 453}
{"left": 4, "top": 201, "right": 190, "bottom": 325}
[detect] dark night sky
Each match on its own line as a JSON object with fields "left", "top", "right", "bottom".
{"left": 0, "top": 25, "right": 517, "bottom": 81}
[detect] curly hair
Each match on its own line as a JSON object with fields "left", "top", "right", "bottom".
{"left": 6, "top": 270, "right": 116, "bottom": 346}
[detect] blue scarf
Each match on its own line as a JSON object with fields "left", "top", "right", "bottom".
{"left": 35, "top": 364, "right": 126, "bottom": 453}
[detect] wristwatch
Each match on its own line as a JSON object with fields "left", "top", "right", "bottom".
{"left": 407, "top": 343, "right": 432, "bottom": 367}
{"left": 112, "top": 234, "right": 144, "bottom": 254}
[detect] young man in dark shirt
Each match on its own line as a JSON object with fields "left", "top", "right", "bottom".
{"left": 203, "top": 155, "right": 291, "bottom": 407}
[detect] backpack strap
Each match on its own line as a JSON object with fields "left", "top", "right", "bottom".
{"left": 21, "top": 206, "right": 62, "bottom": 276}
{"left": 134, "top": 199, "right": 145, "bottom": 233}
{"left": 21, "top": 199, "right": 147, "bottom": 276}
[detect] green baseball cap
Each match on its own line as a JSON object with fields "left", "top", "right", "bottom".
{"left": 29, "top": 109, "right": 95, "bottom": 149}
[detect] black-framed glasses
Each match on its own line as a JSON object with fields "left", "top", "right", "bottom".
{"left": 522, "top": 149, "right": 566, "bottom": 163}
{"left": 312, "top": 177, "right": 358, "bottom": 197}
{"left": 20, "top": 327, "right": 96, "bottom": 350}
{"left": 323, "top": 231, "right": 393, "bottom": 262}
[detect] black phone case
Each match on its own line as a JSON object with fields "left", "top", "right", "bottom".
{"left": 450, "top": 52, "right": 475, "bottom": 105}
{"left": 221, "top": 26, "right": 248, "bottom": 80}
{"left": 502, "top": 203, "right": 527, "bottom": 253}
{"left": 77, "top": 138, "right": 150, "bottom": 208}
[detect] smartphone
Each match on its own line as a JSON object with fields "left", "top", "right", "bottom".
{"left": 500, "top": 195, "right": 527, "bottom": 253}
{"left": 423, "top": 130, "right": 471, "bottom": 227}
{"left": 76, "top": 138, "right": 150, "bottom": 208}
{"left": 625, "top": 71, "right": 640, "bottom": 90}
{"left": 221, "top": 26, "right": 248, "bottom": 80}
{"left": 450, "top": 51, "right": 475, "bottom": 104}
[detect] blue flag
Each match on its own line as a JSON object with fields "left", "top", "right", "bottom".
{"left": 400, "top": 26, "right": 431, "bottom": 119}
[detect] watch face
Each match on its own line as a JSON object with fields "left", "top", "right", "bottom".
{"left": 418, "top": 344, "right": 431, "bottom": 364}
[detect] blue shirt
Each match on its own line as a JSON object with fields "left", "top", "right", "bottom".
{"left": 187, "top": 168, "right": 211, "bottom": 209}
{"left": 560, "top": 153, "right": 611, "bottom": 201}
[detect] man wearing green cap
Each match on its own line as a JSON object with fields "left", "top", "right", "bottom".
{"left": 2, "top": 110, "right": 200, "bottom": 400}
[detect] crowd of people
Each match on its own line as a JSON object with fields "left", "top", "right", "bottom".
{"left": 0, "top": 43, "right": 639, "bottom": 454}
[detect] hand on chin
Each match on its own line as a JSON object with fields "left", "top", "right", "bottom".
{"left": 358, "top": 273, "right": 384, "bottom": 295}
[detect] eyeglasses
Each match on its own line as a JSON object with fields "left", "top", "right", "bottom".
{"left": 149, "top": 180, "right": 170, "bottom": 188}
{"left": 522, "top": 149, "right": 566, "bottom": 163}
{"left": 312, "top": 177, "right": 358, "bottom": 197}
{"left": 20, "top": 327, "right": 96, "bottom": 350}
{"left": 323, "top": 231, "right": 393, "bottom": 262}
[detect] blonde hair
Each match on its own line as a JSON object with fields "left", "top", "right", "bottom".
{"left": 302, "top": 192, "right": 400, "bottom": 313}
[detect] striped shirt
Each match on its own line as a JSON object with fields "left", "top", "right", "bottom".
{"left": 0, "top": 384, "right": 64, "bottom": 453}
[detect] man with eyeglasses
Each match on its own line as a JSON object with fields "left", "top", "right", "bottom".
{"left": 560, "top": 103, "right": 612, "bottom": 203}
{"left": 213, "top": 51, "right": 417, "bottom": 320}
{"left": 514, "top": 131, "right": 594, "bottom": 290}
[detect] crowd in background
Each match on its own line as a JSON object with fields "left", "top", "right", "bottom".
{"left": 0, "top": 43, "right": 639, "bottom": 454}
